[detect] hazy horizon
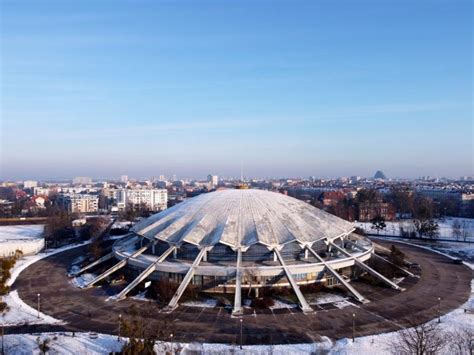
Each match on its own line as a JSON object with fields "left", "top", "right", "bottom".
{"left": 1, "top": 1, "right": 472, "bottom": 180}
{"left": 0, "top": 170, "right": 470, "bottom": 182}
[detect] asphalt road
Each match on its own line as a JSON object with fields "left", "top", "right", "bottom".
{"left": 10, "top": 241, "right": 472, "bottom": 345}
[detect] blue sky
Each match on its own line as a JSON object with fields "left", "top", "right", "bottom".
{"left": 1, "top": 0, "right": 472, "bottom": 180}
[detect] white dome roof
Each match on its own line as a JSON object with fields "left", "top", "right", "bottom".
{"left": 132, "top": 189, "right": 354, "bottom": 249}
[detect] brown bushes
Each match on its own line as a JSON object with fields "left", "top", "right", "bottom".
{"left": 251, "top": 297, "right": 275, "bottom": 309}
{"left": 149, "top": 279, "right": 179, "bottom": 304}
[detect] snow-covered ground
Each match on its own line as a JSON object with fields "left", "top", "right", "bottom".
{"left": 70, "top": 273, "right": 96, "bottom": 289}
{"left": 370, "top": 235, "right": 474, "bottom": 266}
{"left": 269, "top": 299, "right": 298, "bottom": 310}
{"left": 130, "top": 291, "right": 154, "bottom": 302}
{"left": 426, "top": 241, "right": 474, "bottom": 264}
{"left": 0, "top": 224, "right": 45, "bottom": 256}
{"left": 3, "top": 332, "right": 124, "bottom": 355}
{"left": 1, "top": 240, "right": 93, "bottom": 326}
{"left": 0, "top": 225, "right": 44, "bottom": 241}
{"left": 111, "top": 221, "right": 132, "bottom": 229}
{"left": 0, "top": 290, "right": 62, "bottom": 326}
{"left": 3, "top": 285, "right": 471, "bottom": 355}
{"left": 1, "top": 233, "right": 472, "bottom": 353}
{"left": 181, "top": 298, "right": 218, "bottom": 308}
{"left": 356, "top": 217, "right": 474, "bottom": 241}
{"left": 306, "top": 292, "right": 346, "bottom": 305}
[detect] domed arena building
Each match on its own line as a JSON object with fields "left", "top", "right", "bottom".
{"left": 76, "top": 189, "right": 406, "bottom": 314}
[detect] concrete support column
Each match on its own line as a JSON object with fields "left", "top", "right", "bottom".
{"left": 232, "top": 249, "right": 243, "bottom": 316}
{"left": 173, "top": 248, "right": 177, "bottom": 259}
{"left": 273, "top": 252, "right": 277, "bottom": 262}
{"left": 304, "top": 249, "right": 309, "bottom": 259}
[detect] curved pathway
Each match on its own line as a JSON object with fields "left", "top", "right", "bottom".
{"left": 10, "top": 241, "right": 472, "bottom": 345}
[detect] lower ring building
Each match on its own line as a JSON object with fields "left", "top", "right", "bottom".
{"left": 77, "top": 189, "right": 406, "bottom": 314}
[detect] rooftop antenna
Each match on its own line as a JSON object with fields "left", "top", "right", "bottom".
{"left": 240, "top": 160, "right": 243, "bottom": 182}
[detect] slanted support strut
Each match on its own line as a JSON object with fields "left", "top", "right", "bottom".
{"left": 274, "top": 249, "right": 313, "bottom": 313}
{"left": 115, "top": 245, "right": 177, "bottom": 300}
{"left": 306, "top": 245, "right": 366, "bottom": 303}
{"left": 163, "top": 247, "right": 211, "bottom": 313}
{"left": 85, "top": 239, "right": 154, "bottom": 288}
{"left": 328, "top": 241, "right": 403, "bottom": 291}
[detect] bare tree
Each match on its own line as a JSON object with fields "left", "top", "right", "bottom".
{"left": 36, "top": 337, "right": 51, "bottom": 355}
{"left": 85, "top": 217, "right": 110, "bottom": 258}
{"left": 371, "top": 215, "right": 387, "bottom": 235}
{"left": 461, "top": 220, "right": 470, "bottom": 242}
{"left": 412, "top": 196, "right": 439, "bottom": 239}
{"left": 452, "top": 219, "right": 462, "bottom": 241}
{"left": 120, "top": 305, "right": 173, "bottom": 355}
{"left": 413, "top": 219, "right": 439, "bottom": 240}
{"left": 244, "top": 268, "right": 258, "bottom": 297}
{"left": 448, "top": 327, "right": 474, "bottom": 355}
{"left": 388, "top": 319, "right": 449, "bottom": 355}
{"left": 44, "top": 208, "right": 74, "bottom": 247}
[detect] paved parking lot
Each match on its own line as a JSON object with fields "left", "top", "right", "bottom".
{"left": 11, "top": 241, "right": 472, "bottom": 345}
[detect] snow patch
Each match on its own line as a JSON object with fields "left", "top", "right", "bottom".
{"left": 181, "top": 298, "right": 218, "bottom": 308}
{"left": 0, "top": 291, "right": 62, "bottom": 326}
{"left": 0, "top": 225, "right": 44, "bottom": 241}
{"left": 70, "top": 273, "right": 96, "bottom": 288}
{"left": 130, "top": 291, "right": 153, "bottom": 302}
{"left": 269, "top": 299, "right": 298, "bottom": 310}
{"left": 307, "top": 291, "right": 347, "bottom": 305}
{"left": 356, "top": 217, "right": 474, "bottom": 241}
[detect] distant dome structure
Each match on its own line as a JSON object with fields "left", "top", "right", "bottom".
{"left": 77, "top": 189, "right": 404, "bottom": 314}
{"left": 374, "top": 170, "right": 387, "bottom": 180}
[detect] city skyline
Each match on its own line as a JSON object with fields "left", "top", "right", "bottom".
{"left": 1, "top": 0, "right": 473, "bottom": 180}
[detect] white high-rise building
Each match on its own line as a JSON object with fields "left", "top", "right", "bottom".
{"left": 207, "top": 174, "right": 218, "bottom": 186}
{"left": 111, "top": 188, "right": 168, "bottom": 212}
{"left": 58, "top": 193, "right": 99, "bottom": 213}
{"left": 121, "top": 175, "right": 129, "bottom": 183}
{"left": 23, "top": 180, "right": 38, "bottom": 188}
{"left": 34, "top": 187, "right": 51, "bottom": 196}
{"left": 73, "top": 176, "right": 92, "bottom": 185}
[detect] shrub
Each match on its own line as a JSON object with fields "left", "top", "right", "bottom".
{"left": 181, "top": 284, "right": 199, "bottom": 301}
{"left": 300, "top": 282, "right": 324, "bottom": 293}
{"left": 149, "top": 279, "right": 179, "bottom": 304}
{"left": 1, "top": 258, "right": 15, "bottom": 271}
{"left": 389, "top": 245, "right": 406, "bottom": 267}
{"left": 0, "top": 301, "right": 8, "bottom": 313}
{"left": 216, "top": 296, "right": 231, "bottom": 308}
{"left": 0, "top": 284, "right": 10, "bottom": 296}
{"left": 252, "top": 297, "right": 274, "bottom": 309}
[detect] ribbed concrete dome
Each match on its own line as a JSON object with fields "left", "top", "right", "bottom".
{"left": 132, "top": 189, "right": 354, "bottom": 250}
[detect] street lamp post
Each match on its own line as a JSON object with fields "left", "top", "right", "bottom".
{"left": 170, "top": 333, "right": 174, "bottom": 354}
{"left": 240, "top": 318, "right": 243, "bottom": 350}
{"left": 437, "top": 297, "right": 441, "bottom": 323}
{"left": 37, "top": 293, "right": 41, "bottom": 319}
{"left": 352, "top": 313, "right": 356, "bottom": 342}
{"left": 118, "top": 314, "right": 122, "bottom": 342}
